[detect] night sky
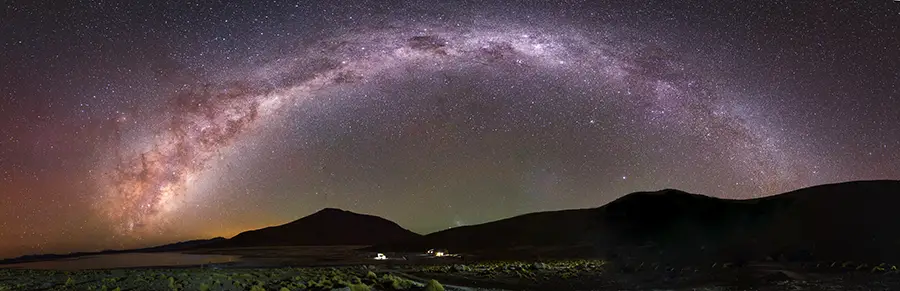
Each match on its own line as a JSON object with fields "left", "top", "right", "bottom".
{"left": 1, "top": 0, "right": 898, "bottom": 258}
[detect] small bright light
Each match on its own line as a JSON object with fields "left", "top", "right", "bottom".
{"left": 374, "top": 253, "right": 387, "bottom": 260}
{"left": 435, "top": 251, "right": 445, "bottom": 257}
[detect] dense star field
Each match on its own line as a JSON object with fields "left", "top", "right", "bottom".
{"left": 1, "top": 1, "right": 898, "bottom": 258}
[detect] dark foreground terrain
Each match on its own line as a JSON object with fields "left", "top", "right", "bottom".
{"left": 5, "top": 181, "right": 900, "bottom": 290}
{"left": 375, "top": 180, "right": 900, "bottom": 265}
{"left": 4, "top": 259, "right": 900, "bottom": 291}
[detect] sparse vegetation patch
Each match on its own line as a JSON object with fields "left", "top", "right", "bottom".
{"left": 2, "top": 258, "right": 900, "bottom": 290}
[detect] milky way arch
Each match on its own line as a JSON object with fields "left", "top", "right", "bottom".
{"left": 96, "top": 20, "right": 796, "bottom": 234}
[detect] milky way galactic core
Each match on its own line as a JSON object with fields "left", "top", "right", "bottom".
{"left": 97, "top": 19, "right": 804, "bottom": 234}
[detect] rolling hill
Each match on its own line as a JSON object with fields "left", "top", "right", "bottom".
{"left": 373, "top": 180, "right": 900, "bottom": 264}
{"left": 0, "top": 237, "right": 226, "bottom": 265}
{"left": 205, "top": 208, "right": 421, "bottom": 248}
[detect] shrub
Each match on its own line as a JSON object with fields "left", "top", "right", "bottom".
{"left": 423, "top": 279, "right": 445, "bottom": 291}
{"left": 332, "top": 274, "right": 350, "bottom": 287}
{"left": 320, "top": 278, "right": 334, "bottom": 289}
{"left": 349, "top": 283, "right": 372, "bottom": 291}
{"left": 374, "top": 274, "right": 414, "bottom": 290}
{"left": 391, "top": 278, "right": 413, "bottom": 290}
{"left": 307, "top": 277, "right": 334, "bottom": 290}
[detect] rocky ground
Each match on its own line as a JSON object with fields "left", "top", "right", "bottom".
{"left": 400, "top": 259, "right": 900, "bottom": 290}
{"left": 3, "top": 259, "right": 900, "bottom": 290}
{"left": 0, "top": 266, "right": 435, "bottom": 291}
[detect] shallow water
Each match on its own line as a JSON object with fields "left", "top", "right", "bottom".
{"left": 2, "top": 252, "right": 242, "bottom": 270}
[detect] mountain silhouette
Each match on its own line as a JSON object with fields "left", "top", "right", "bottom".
{"left": 7, "top": 180, "right": 900, "bottom": 266}
{"left": 207, "top": 208, "right": 421, "bottom": 248}
{"left": 374, "top": 180, "right": 900, "bottom": 264}
{"left": 0, "top": 237, "right": 226, "bottom": 265}
{"left": 133, "top": 237, "right": 227, "bottom": 252}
